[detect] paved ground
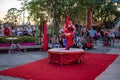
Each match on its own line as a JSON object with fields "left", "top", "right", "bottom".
{"left": 0, "top": 42, "right": 120, "bottom": 80}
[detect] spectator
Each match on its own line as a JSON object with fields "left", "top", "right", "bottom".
{"left": 4, "top": 25, "right": 11, "bottom": 36}
{"left": 0, "top": 26, "right": 4, "bottom": 36}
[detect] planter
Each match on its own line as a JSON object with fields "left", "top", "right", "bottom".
{"left": 0, "top": 43, "right": 11, "bottom": 47}
{"left": 20, "top": 43, "right": 36, "bottom": 46}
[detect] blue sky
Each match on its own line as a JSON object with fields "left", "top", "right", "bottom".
{"left": 0, "top": 0, "right": 21, "bottom": 20}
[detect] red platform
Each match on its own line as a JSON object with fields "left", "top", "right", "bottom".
{"left": 48, "top": 48, "right": 85, "bottom": 65}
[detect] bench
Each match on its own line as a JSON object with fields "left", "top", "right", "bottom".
{"left": 20, "top": 45, "right": 42, "bottom": 51}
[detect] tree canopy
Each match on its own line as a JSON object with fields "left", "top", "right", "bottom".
{"left": 4, "top": 0, "right": 120, "bottom": 33}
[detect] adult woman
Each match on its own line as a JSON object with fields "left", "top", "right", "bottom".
{"left": 64, "top": 19, "right": 76, "bottom": 50}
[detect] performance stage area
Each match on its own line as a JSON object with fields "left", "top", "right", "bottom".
{"left": 48, "top": 48, "right": 85, "bottom": 65}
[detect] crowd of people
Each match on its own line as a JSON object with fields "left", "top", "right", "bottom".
{"left": 0, "top": 23, "right": 120, "bottom": 50}
{"left": 0, "top": 25, "right": 40, "bottom": 37}
{"left": 50, "top": 25, "right": 120, "bottom": 50}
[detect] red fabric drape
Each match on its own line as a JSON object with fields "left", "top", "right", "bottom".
{"left": 42, "top": 20, "right": 48, "bottom": 51}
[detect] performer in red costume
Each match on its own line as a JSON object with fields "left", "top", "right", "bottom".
{"left": 60, "top": 16, "right": 75, "bottom": 50}
{"left": 65, "top": 19, "right": 76, "bottom": 50}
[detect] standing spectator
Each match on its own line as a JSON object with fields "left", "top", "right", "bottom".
{"left": 100, "top": 30, "right": 104, "bottom": 41}
{"left": 94, "top": 30, "right": 99, "bottom": 43}
{"left": 88, "top": 28, "right": 95, "bottom": 42}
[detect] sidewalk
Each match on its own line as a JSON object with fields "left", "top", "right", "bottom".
{"left": 94, "top": 42, "right": 120, "bottom": 80}
{"left": 0, "top": 42, "right": 120, "bottom": 80}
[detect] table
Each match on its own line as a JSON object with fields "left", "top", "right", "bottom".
{"left": 48, "top": 48, "right": 85, "bottom": 65}
{"left": 7, "top": 37, "right": 22, "bottom": 54}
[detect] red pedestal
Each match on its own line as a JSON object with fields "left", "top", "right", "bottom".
{"left": 48, "top": 48, "right": 85, "bottom": 65}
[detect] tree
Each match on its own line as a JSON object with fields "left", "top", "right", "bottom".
{"left": 93, "top": 3, "right": 120, "bottom": 22}
{"left": 18, "top": 0, "right": 29, "bottom": 25}
{"left": 17, "top": 10, "right": 23, "bottom": 25}
{"left": 22, "top": 0, "right": 120, "bottom": 33}
{"left": 4, "top": 8, "right": 19, "bottom": 27}
{"left": 27, "top": 0, "right": 47, "bottom": 26}
{"left": 26, "top": 0, "right": 87, "bottom": 34}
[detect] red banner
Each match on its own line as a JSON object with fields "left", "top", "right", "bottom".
{"left": 42, "top": 20, "right": 48, "bottom": 51}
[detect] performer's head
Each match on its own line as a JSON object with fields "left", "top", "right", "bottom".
{"left": 69, "top": 19, "right": 73, "bottom": 25}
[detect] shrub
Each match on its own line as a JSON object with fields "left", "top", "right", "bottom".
{"left": 19, "top": 36, "right": 37, "bottom": 43}
{"left": 0, "top": 36, "right": 37, "bottom": 44}
{"left": 0, "top": 37, "right": 11, "bottom": 43}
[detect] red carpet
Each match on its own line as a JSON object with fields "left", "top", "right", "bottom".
{"left": 0, "top": 52, "right": 118, "bottom": 80}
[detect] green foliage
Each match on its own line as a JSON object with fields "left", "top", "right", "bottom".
{"left": 21, "top": 0, "right": 120, "bottom": 33}
{"left": 92, "top": 3, "right": 120, "bottom": 22}
{"left": 26, "top": 0, "right": 87, "bottom": 34}
{"left": 0, "top": 36, "right": 37, "bottom": 44}
{"left": 18, "top": 36, "right": 37, "bottom": 43}
{"left": 0, "top": 37, "right": 11, "bottom": 43}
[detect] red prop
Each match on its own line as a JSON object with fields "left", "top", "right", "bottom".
{"left": 42, "top": 20, "right": 48, "bottom": 51}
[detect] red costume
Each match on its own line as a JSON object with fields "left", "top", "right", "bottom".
{"left": 62, "top": 16, "right": 75, "bottom": 50}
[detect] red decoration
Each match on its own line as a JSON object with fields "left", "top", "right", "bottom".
{"left": 42, "top": 20, "right": 48, "bottom": 51}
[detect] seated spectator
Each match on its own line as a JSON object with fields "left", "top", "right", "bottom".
{"left": 81, "top": 36, "right": 91, "bottom": 50}
{"left": 76, "top": 35, "right": 83, "bottom": 48}
{"left": 51, "top": 35, "right": 60, "bottom": 48}
{"left": 16, "top": 26, "right": 23, "bottom": 36}
{"left": 58, "top": 35, "right": 64, "bottom": 48}
{"left": 23, "top": 28, "right": 28, "bottom": 36}
{"left": 0, "top": 26, "right": 4, "bottom": 36}
{"left": 4, "top": 25, "right": 11, "bottom": 36}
